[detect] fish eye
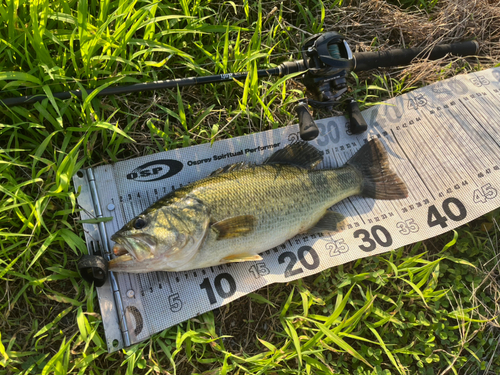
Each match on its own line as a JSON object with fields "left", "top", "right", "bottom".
{"left": 133, "top": 217, "right": 147, "bottom": 230}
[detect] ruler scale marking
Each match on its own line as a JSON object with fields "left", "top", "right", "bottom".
{"left": 419, "top": 112, "right": 476, "bottom": 185}
{"left": 458, "top": 98, "right": 500, "bottom": 153}
{"left": 396, "top": 128, "right": 445, "bottom": 192}
{"left": 461, "top": 97, "right": 500, "bottom": 151}
{"left": 411, "top": 125, "right": 459, "bottom": 188}
{"left": 404, "top": 125, "right": 456, "bottom": 190}
{"left": 392, "top": 128, "right": 439, "bottom": 192}
{"left": 390, "top": 129, "right": 436, "bottom": 200}
{"left": 439, "top": 108, "right": 488, "bottom": 174}
{"left": 383, "top": 133, "right": 429, "bottom": 203}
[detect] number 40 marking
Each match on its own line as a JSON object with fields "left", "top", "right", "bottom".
{"left": 427, "top": 197, "right": 467, "bottom": 228}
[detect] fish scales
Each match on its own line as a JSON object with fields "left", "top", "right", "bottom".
{"left": 179, "top": 164, "right": 362, "bottom": 270}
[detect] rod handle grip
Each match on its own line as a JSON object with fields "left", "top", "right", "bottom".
{"left": 353, "top": 40, "right": 479, "bottom": 71}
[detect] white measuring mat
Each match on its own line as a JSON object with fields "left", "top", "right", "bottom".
{"left": 73, "top": 67, "right": 500, "bottom": 352}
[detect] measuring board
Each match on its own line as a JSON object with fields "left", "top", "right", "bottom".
{"left": 73, "top": 67, "right": 500, "bottom": 352}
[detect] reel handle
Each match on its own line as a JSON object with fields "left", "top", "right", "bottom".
{"left": 296, "top": 102, "right": 319, "bottom": 141}
{"left": 346, "top": 100, "right": 368, "bottom": 134}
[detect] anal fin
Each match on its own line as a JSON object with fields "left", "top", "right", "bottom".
{"left": 220, "top": 253, "right": 263, "bottom": 263}
{"left": 305, "top": 211, "right": 346, "bottom": 235}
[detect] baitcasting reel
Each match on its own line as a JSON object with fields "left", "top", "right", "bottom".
{"left": 291, "top": 31, "right": 478, "bottom": 140}
{"left": 294, "top": 32, "right": 367, "bottom": 140}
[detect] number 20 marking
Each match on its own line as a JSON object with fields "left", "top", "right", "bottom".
{"left": 278, "top": 246, "right": 320, "bottom": 278}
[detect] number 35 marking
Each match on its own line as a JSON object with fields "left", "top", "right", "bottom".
{"left": 396, "top": 219, "right": 419, "bottom": 235}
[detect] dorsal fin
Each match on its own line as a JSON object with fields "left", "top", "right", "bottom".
{"left": 263, "top": 141, "right": 323, "bottom": 169}
{"left": 210, "top": 161, "right": 251, "bottom": 176}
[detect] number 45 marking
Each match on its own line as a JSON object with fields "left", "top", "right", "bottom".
{"left": 408, "top": 94, "right": 427, "bottom": 110}
{"left": 473, "top": 183, "right": 497, "bottom": 203}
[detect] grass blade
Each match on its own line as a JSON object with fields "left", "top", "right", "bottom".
{"left": 317, "top": 323, "right": 373, "bottom": 369}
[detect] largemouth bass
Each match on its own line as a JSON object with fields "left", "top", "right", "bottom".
{"left": 109, "top": 139, "right": 408, "bottom": 273}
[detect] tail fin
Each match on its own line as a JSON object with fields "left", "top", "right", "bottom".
{"left": 347, "top": 138, "right": 408, "bottom": 200}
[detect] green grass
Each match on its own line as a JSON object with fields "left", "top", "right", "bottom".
{"left": 1, "top": 0, "right": 499, "bottom": 374}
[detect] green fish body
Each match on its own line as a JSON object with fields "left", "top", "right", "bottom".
{"left": 110, "top": 139, "right": 408, "bottom": 273}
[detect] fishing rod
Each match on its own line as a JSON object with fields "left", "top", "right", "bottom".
{"left": 1, "top": 32, "right": 479, "bottom": 142}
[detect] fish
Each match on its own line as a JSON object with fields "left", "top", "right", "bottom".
{"left": 109, "top": 138, "right": 408, "bottom": 273}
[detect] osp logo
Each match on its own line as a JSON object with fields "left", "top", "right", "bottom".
{"left": 126, "top": 160, "right": 184, "bottom": 182}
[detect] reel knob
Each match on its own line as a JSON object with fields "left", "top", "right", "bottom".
{"left": 77, "top": 255, "right": 108, "bottom": 287}
{"left": 296, "top": 102, "right": 319, "bottom": 141}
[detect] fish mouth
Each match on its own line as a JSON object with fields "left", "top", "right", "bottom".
{"left": 109, "top": 233, "right": 157, "bottom": 269}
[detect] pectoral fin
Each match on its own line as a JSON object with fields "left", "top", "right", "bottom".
{"left": 220, "top": 253, "right": 263, "bottom": 263}
{"left": 212, "top": 215, "right": 257, "bottom": 240}
{"left": 305, "top": 211, "right": 347, "bottom": 235}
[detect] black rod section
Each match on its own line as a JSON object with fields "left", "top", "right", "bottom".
{"left": 352, "top": 40, "right": 479, "bottom": 72}
{"left": 0, "top": 64, "right": 304, "bottom": 107}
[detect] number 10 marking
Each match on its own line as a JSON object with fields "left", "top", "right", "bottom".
{"left": 199, "top": 273, "right": 237, "bottom": 305}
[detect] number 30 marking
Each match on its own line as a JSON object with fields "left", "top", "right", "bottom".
{"left": 353, "top": 225, "right": 393, "bottom": 252}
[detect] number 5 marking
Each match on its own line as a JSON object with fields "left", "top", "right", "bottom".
{"left": 168, "top": 293, "right": 183, "bottom": 312}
